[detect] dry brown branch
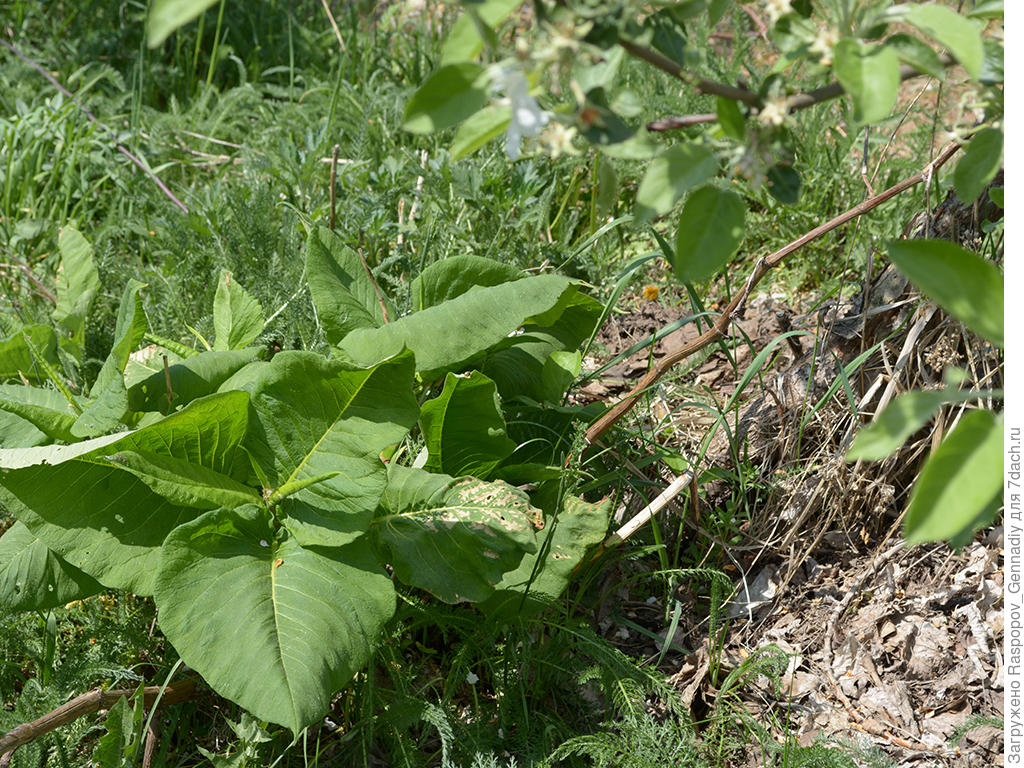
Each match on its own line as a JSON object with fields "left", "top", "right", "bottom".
{"left": 0, "top": 678, "right": 198, "bottom": 756}
{"left": 584, "top": 140, "right": 963, "bottom": 446}
{"left": 320, "top": 0, "right": 347, "bottom": 51}
{"left": 631, "top": 35, "right": 955, "bottom": 130}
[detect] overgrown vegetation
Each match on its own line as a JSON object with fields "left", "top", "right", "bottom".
{"left": 0, "top": 0, "right": 1003, "bottom": 765}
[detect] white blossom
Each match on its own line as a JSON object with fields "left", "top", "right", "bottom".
{"left": 466, "top": 671, "right": 479, "bottom": 685}
{"left": 491, "top": 66, "right": 549, "bottom": 160}
{"left": 765, "top": 0, "right": 793, "bottom": 25}
{"left": 758, "top": 99, "right": 789, "bottom": 127}
{"left": 810, "top": 27, "right": 840, "bottom": 66}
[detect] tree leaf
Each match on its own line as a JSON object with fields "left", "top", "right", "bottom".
{"left": 766, "top": 164, "right": 801, "bottom": 204}
{"left": 481, "top": 490, "right": 612, "bottom": 618}
{"left": 833, "top": 38, "right": 900, "bottom": 124}
{"left": 883, "top": 33, "right": 947, "bottom": 80}
{"left": 904, "top": 410, "right": 1001, "bottom": 545}
{"left": 213, "top": 271, "right": 264, "bottom": 351}
{"left": 451, "top": 104, "right": 512, "bottom": 160}
{"left": 717, "top": 97, "right": 746, "bottom": 141}
{"left": 953, "top": 128, "right": 1003, "bottom": 205}
{"left": 375, "top": 465, "right": 540, "bottom": 603}
{"left": 53, "top": 227, "right": 99, "bottom": 362}
{"left": 0, "top": 384, "right": 80, "bottom": 443}
{"left": 887, "top": 239, "right": 1003, "bottom": 347}
{"left": 673, "top": 186, "right": 746, "bottom": 282}
{"left": 229, "top": 350, "right": 419, "bottom": 547}
{"left": 0, "top": 521, "right": 103, "bottom": 611}
{"left": 902, "top": 3, "right": 983, "bottom": 80}
{"left": 402, "top": 63, "right": 489, "bottom": 135}
{"left": 337, "top": 275, "right": 577, "bottom": 380}
{"left": 635, "top": 144, "right": 718, "bottom": 223}
{"left": 440, "top": 0, "right": 524, "bottom": 64}
{"left": 147, "top": 0, "right": 218, "bottom": 47}
{"left": 154, "top": 505, "right": 395, "bottom": 734}
{"left": 128, "top": 348, "right": 260, "bottom": 415}
{"left": 0, "top": 391, "right": 251, "bottom": 594}
{"left": 845, "top": 389, "right": 982, "bottom": 461}
{"left": 305, "top": 227, "right": 392, "bottom": 345}
{"left": 409, "top": 255, "right": 524, "bottom": 313}
{"left": 73, "top": 279, "right": 148, "bottom": 438}
{"left": 420, "top": 371, "right": 516, "bottom": 479}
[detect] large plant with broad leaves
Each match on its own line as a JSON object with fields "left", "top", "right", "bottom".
{"left": 0, "top": 226, "right": 612, "bottom": 733}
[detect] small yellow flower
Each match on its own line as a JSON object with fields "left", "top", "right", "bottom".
{"left": 643, "top": 284, "right": 660, "bottom": 301}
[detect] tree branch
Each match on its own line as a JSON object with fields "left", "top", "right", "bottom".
{"left": 622, "top": 30, "right": 956, "bottom": 130}
{"left": 0, "top": 678, "right": 198, "bottom": 756}
{"left": 584, "top": 139, "right": 963, "bottom": 446}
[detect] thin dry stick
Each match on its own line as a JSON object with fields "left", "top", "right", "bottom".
{"left": 320, "top": 0, "right": 347, "bottom": 51}
{"left": 0, "top": 39, "right": 188, "bottom": 213}
{"left": 647, "top": 113, "right": 718, "bottom": 131}
{"left": 329, "top": 144, "right": 340, "bottom": 231}
{"left": 584, "top": 140, "right": 963, "bottom": 446}
{"left": 0, "top": 679, "right": 197, "bottom": 755}
{"left": 355, "top": 244, "right": 390, "bottom": 324}
{"left": 603, "top": 470, "right": 694, "bottom": 548}
{"left": 162, "top": 354, "right": 174, "bottom": 404}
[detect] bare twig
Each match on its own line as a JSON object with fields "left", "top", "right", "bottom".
{"left": 584, "top": 140, "right": 963, "bottom": 446}
{"left": 0, "top": 39, "right": 188, "bottom": 213}
{"left": 329, "top": 144, "right": 340, "bottom": 231}
{"left": 634, "top": 40, "right": 955, "bottom": 130}
{"left": 603, "top": 470, "right": 694, "bottom": 548}
{"left": 0, "top": 679, "right": 197, "bottom": 755}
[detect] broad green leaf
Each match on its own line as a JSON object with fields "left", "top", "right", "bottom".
{"left": 0, "top": 392, "right": 251, "bottom": 594}
{"left": 481, "top": 291, "right": 601, "bottom": 403}
{"left": 884, "top": 34, "right": 947, "bottom": 80}
{"left": 73, "top": 279, "right": 148, "bottom": 437}
{"left": 0, "top": 408, "right": 48, "bottom": 449}
{"left": 481, "top": 490, "right": 612, "bottom": 617}
{"left": 902, "top": 3, "right": 982, "bottom": 79}
{"left": 228, "top": 351, "right": 418, "bottom": 547}
{"left": 410, "top": 255, "right": 523, "bottom": 312}
{"left": 124, "top": 345, "right": 186, "bottom": 388}
{"left": 980, "top": 39, "right": 1003, "bottom": 85}
{"left": 375, "top": 465, "right": 540, "bottom": 603}
{"left": 94, "top": 693, "right": 144, "bottom": 767}
{"left": 0, "top": 521, "right": 103, "bottom": 611}
{"left": 635, "top": 144, "right": 718, "bottom": 222}
{"left": 717, "top": 98, "right": 746, "bottom": 141}
{"left": 452, "top": 104, "right": 512, "bottom": 160}
{"left": 904, "top": 409, "right": 1001, "bottom": 545}
{"left": 213, "top": 271, "right": 264, "bottom": 351}
{"left": 0, "top": 384, "right": 80, "bottom": 443}
{"left": 402, "top": 63, "right": 488, "bottom": 135}
{"left": 440, "top": 0, "right": 523, "bottom": 64}
{"left": 305, "top": 227, "right": 392, "bottom": 344}
{"left": 53, "top": 227, "right": 99, "bottom": 362}
{"left": 845, "top": 389, "right": 991, "bottom": 460}
{"left": 673, "top": 186, "right": 746, "bottom": 281}
{"left": 953, "top": 128, "right": 1003, "bottom": 205}
{"left": 128, "top": 347, "right": 259, "bottom": 415}
{"left": 0, "top": 325, "right": 59, "bottom": 382}
{"left": 574, "top": 46, "right": 625, "bottom": 94}
{"left": 147, "top": 0, "right": 218, "bottom": 47}
{"left": 420, "top": 372, "right": 516, "bottom": 479}
{"left": 541, "top": 350, "right": 583, "bottom": 403}
{"left": 102, "top": 449, "right": 261, "bottom": 509}
{"left": 887, "top": 239, "right": 1003, "bottom": 347}
{"left": 337, "top": 275, "right": 577, "bottom": 380}
{"left": 154, "top": 505, "right": 395, "bottom": 733}
{"left": 833, "top": 38, "right": 900, "bottom": 124}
